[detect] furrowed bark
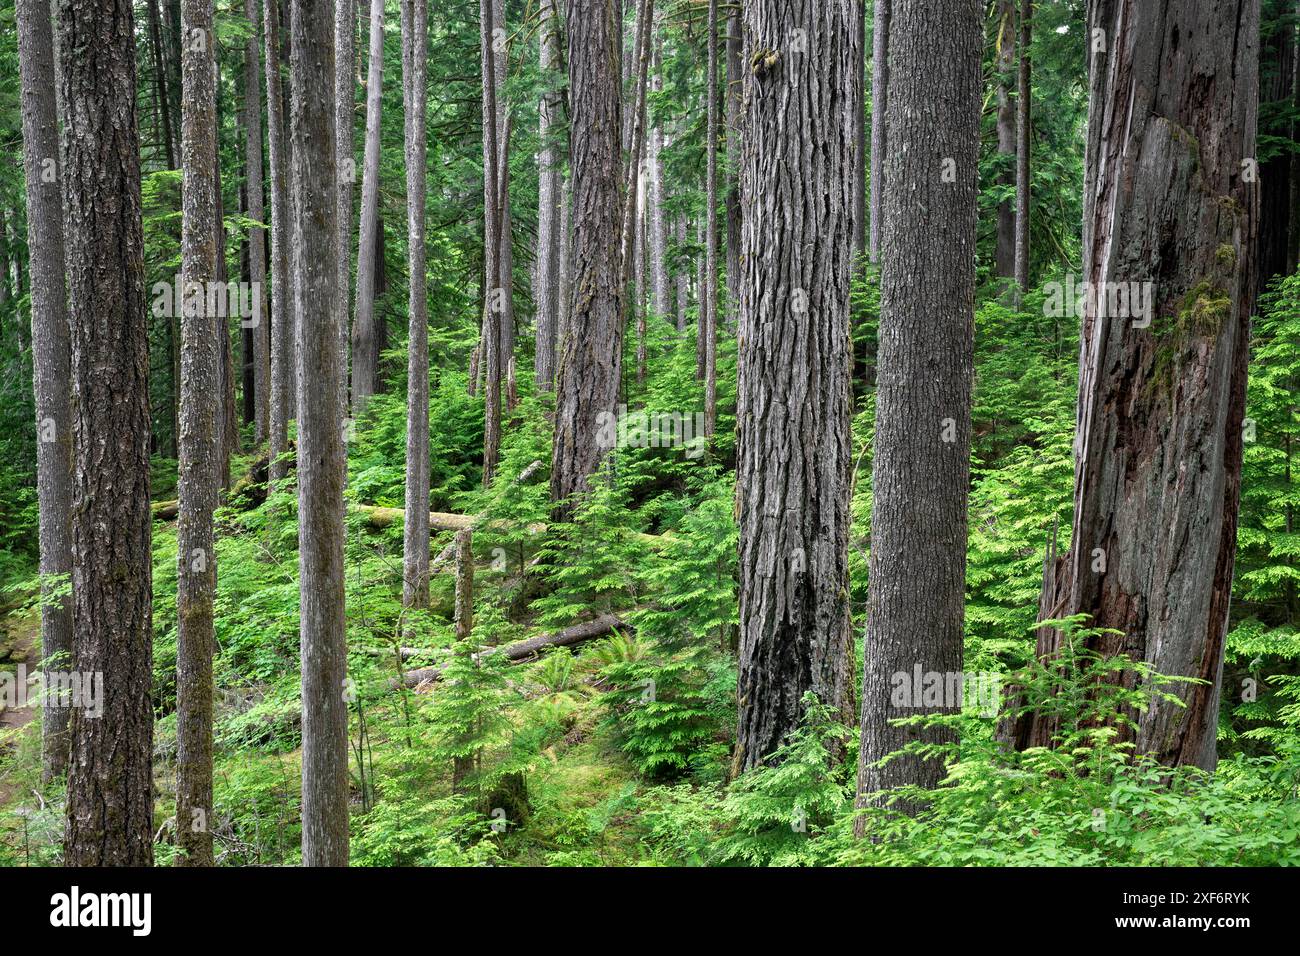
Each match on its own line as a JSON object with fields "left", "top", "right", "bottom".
{"left": 289, "top": 0, "right": 349, "bottom": 866}
{"left": 176, "top": 0, "right": 220, "bottom": 867}
{"left": 59, "top": 0, "right": 155, "bottom": 866}
{"left": 733, "top": 0, "right": 859, "bottom": 773}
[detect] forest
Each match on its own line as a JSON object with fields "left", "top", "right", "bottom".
{"left": 0, "top": 0, "right": 1297, "bottom": 878}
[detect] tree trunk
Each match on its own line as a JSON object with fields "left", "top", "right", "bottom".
{"left": 147, "top": 0, "right": 177, "bottom": 169}
{"left": 494, "top": 0, "right": 517, "bottom": 413}
{"left": 451, "top": 529, "right": 474, "bottom": 791}
{"left": 1012, "top": 0, "right": 1030, "bottom": 290}
{"left": 266, "top": 0, "right": 292, "bottom": 481}
{"left": 335, "top": 0, "right": 357, "bottom": 423}
{"left": 351, "top": 0, "right": 385, "bottom": 415}
{"left": 550, "top": 0, "right": 623, "bottom": 519}
{"left": 733, "top": 0, "right": 859, "bottom": 774}
{"left": 176, "top": 0, "right": 220, "bottom": 866}
{"left": 724, "top": 1, "right": 742, "bottom": 314}
{"left": 703, "top": 0, "right": 718, "bottom": 438}
{"left": 480, "top": 0, "right": 504, "bottom": 484}
{"left": 535, "top": 0, "right": 562, "bottom": 390}
{"left": 289, "top": 0, "right": 349, "bottom": 866}
{"left": 854, "top": 0, "right": 980, "bottom": 822}
{"left": 1259, "top": 0, "right": 1295, "bottom": 286}
{"left": 243, "top": 0, "right": 271, "bottom": 450}
{"left": 402, "top": 0, "right": 431, "bottom": 621}
{"left": 17, "top": 0, "right": 73, "bottom": 785}
{"left": 649, "top": 18, "right": 670, "bottom": 321}
{"left": 1006, "top": 0, "right": 1260, "bottom": 773}
{"left": 58, "top": 0, "right": 154, "bottom": 866}
{"left": 867, "top": 0, "right": 889, "bottom": 263}
{"left": 994, "top": 0, "right": 1016, "bottom": 279}
{"left": 557, "top": 170, "right": 572, "bottom": 353}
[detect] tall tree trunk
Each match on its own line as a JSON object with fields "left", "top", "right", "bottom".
{"left": 266, "top": 0, "right": 292, "bottom": 481}
{"left": 480, "top": 0, "right": 504, "bottom": 484}
{"left": 724, "top": 2, "right": 742, "bottom": 316}
{"left": 1259, "top": 0, "right": 1295, "bottom": 286}
{"left": 335, "top": 0, "right": 356, "bottom": 423}
{"left": 17, "top": 0, "right": 73, "bottom": 785}
{"left": 867, "top": 0, "right": 889, "bottom": 263}
{"left": 245, "top": 0, "right": 271, "bottom": 446}
{"left": 176, "top": 0, "right": 220, "bottom": 866}
{"left": 733, "top": 0, "right": 859, "bottom": 773}
{"left": 994, "top": 0, "right": 1016, "bottom": 279}
{"left": 289, "top": 0, "right": 349, "bottom": 866}
{"left": 147, "top": 0, "right": 177, "bottom": 168}
{"left": 494, "top": 0, "right": 517, "bottom": 412}
{"left": 550, "top": 0, "right": 623, "bottom": 518}
{"left": 649, "top": 18, "right": 669, "bottom": 321}
{"left": 401, "top": 0, "right": 431, "bottom": 623}
{"left": 351, "top": 0, "right": 385, "bottom": 415}
{"left": 1012, "top": 0, "right": 1030, "bottom": 290}
{"left": 58, "top": 0, "right": 154, "bottom": 866}
{"left": 619, "top": 0, "right": 653, "bottom": 293}
{"left": 703, "top": 0, "right": 718, "bottom": 436}
{"left": 535, "top": 0, "right": 562, "bottom": 390}
{"left": 854, "top": 0, "right": 980, "bottom": 822}
{"left": 674, "top": 213, "right": 688, "bottom": 332}
{"left": 557, "top": 170, "right": 572, "bottom": 353}
{"left": 1006, "top": 0, "right": 1260, "bottom": 772}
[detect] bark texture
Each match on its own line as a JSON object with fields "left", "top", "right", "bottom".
{"left": 176, "top": 0, "right": 219, "bottom": 867}
{"left": 1006, "top": 0, "right": 1260, "bottom": 773}
{"left": 854, "top": 0, "right": 981, "bottom": 820}
{"left": 703, "top": 0, "right": 718, "bottom": 438}
{"left": 550, "top": 0, "right": 623, "bottom": 518}
{"left": 1013, "top": 0, "right": 1031, "bottom": 290}
{"left": 266, "top": 0, "right": 292, "bottom": 481}
{"left": 245, "top": 0, "right": 271, "bottom": 444}
{"left": 351, "top": 0, "right": 385, "bottom": 414}
{"left": 59, "top": 0, "right": 155, "bottom": 866}
{"left": 335, "top": 0, "right": 356, "bottom": 422}
{"left": 17, "top": 0, "right": 73, "bottom": 784}
{"left": 535, "top": 0, "right": 562, "bottom": 390}
{"left": 290, "top": 0, "right": 350, "bottom": 866}
{"left": 867, "top": 0, "right": 888, "bottom": 262}
{"left": 401, "top": 0, "right": 431, "bottom": 619}
{"left": 733, "top": 0, "right": 859, "bottom": 773}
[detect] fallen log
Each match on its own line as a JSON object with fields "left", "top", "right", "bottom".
{"left": 389, "top": 613, "right": 628, "bottom": 690}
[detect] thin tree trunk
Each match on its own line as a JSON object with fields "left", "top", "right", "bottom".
{"left": 1260, "top": 0, "right": 1295, "bottom": 285}
{"left": 619, "top": 0, "right": 653, "bottom": 292}
{"left": 480, "top": 0, "right": 503, "bottom": 485}
{"left": 335, "top": 0, "right": 356, "bottom": 423}
{"left": 557, "top": 169, "right": 572, "bottom": 355}
{"left": 289, "top": 0, "right": 349, "bottom": 866}
{"left": 733, "top": 0, "right": 860, "bottom": 774}
{"left": 402, "top": 0, "right": 431, "bottom": 622}
{"left": 550, "top": 0, "right": 623, "bottom": 518}
{"left": 351, "top": 0, "right": 384, "bottom": 415}
{"left": 535, "top": 0, "right": 562, "bottom": 390}
{"left": 59, "top": 0, "right": 154, "bottom": 866}
{"left": 724, "top": 3, "right": 742, "bottom": 318}
{"left": 494, "top": 0, "right": 517, "bottom": 412}
{"left": 649, "top": 18, "right": 669, "bottom": 321}
{"left": 147, "top": 0, "right": 177, "bottom": 169}
{"left": 1012, "top": 0, "right": 1030, "bottom": 290}
{"left": 1006, "top": 0, "right": 1260, "bottom": 772}
{"left": 266, "top": 0, "right": 292, "bottom": 481}
{"left": 854, "top": 0, "right": 980, "bottom": 823}
{"left": 17, "top": 0, "right": 73, "bottom": 785}
{"left": 245, "top": 0, "right": 271, "bottom": 446}
{"left": 703, "top": 0, "right": 718, "bottom": 437}
{"left": 176, "top": 0, "right": 220, "bottom": 866}
{"left": 994, "top": 0, "right": 1016, "bottom": 279}
{"left": 867, "top": 0, "right": 889, "bottom": 263}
